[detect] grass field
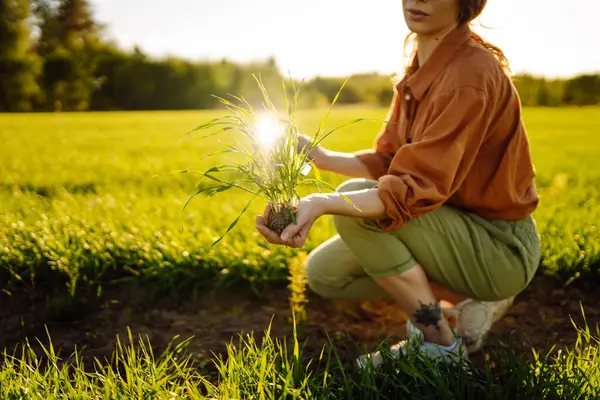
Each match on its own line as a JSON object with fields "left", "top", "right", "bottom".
{"left": 1, "top": 107, "right": 600, "bottom": 397}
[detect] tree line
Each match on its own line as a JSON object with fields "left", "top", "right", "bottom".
{"left": 1, "top": 0, "right": 599, "bottom": 113}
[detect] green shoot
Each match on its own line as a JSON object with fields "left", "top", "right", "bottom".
{"left": 184, "top": 74, "right": 369, "bottom": 246}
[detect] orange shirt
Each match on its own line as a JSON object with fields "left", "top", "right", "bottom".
{"left": 355, "top": 25, "right": 539, "bottom": 232}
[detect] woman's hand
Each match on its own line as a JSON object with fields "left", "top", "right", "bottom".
{"left": 256, "top": 188, "right": 387, "bottom": 247}
{"left": 255, "top": 195, "right": 327, "bottom": 248}
{"left": 297, "top": 134, "right": 327, "bottom": 168}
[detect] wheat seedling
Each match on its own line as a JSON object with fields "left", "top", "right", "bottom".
{"left": 183, "top": 75, "right": 368, "bottom": 248}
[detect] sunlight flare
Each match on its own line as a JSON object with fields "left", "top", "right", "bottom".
{"left": 255, "top": 115, "right": 281, "bottom": 148}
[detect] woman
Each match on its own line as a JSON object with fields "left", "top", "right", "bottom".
{"left": 256, "top": 0, "right": 541, "bottom": 368}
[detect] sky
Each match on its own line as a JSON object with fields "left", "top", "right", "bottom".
{"left": 91, "top": 0, "right": 599, "bottom": 80}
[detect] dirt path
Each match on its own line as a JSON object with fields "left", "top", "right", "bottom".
{"left": 1, "top": 275, "right": 598, "bottom": 375}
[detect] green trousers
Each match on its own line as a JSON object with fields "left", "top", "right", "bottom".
{"left": 306, "top": 179, "right": 541, "bottom": 302}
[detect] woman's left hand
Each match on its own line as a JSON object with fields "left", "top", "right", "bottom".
{"left": 255, "top": 195, "right": 326, "bottom": 248}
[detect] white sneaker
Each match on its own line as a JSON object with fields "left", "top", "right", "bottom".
{"left": 406, "top": 296, "right": 515, "bottom": 354}
{"left": 356, "top": 296, "right": 514, "bottom": 370}
{"left": 453, "top": 296, "right": 515, "bottom": 353}
{"left": 356, "top": 334, "right": 468, "bottom": 370}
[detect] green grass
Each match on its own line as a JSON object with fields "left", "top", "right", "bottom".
{"left": 1, "top": 107, "right": 600, "bottom": 398}
{"left": 1, "top": 107, "right": 600, "bottom": 298}
{"left": 1, "top": 313, "right": 599, "bottom": 399}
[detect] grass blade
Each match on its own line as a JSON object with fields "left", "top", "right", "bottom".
{"left": 314, "top": 78, "right": 350, "bottom": 140}
{"left": 312, "top": 118, "right": 374, "bottom": 149}
{"left": 210, "top": 195, "right": 259, "bottom": 249}
{"left": 253, "top": 74, "right": 279, "bottom": 115}
{"left": 185, "top": 117, "right": 233, "bottom": 135}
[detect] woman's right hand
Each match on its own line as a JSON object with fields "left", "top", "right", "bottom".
{"left": 297, "top": 133, "right": 327, "bottom": 168}
{"left": 295, "top": 134, "right": 373, "bottom": 179}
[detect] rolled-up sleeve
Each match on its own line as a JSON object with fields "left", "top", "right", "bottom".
{"left": 355, "top": 148, "right": 395, "bottom": 180}
{"left": 375, "top": 86, "right": 491, "bottom": 232}
{"left": 355, "top": 90, "right": 400, "bottom": 179}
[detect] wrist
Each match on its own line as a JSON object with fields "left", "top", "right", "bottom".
{"left": 305, "top": 193, "right": 331, "bottom": 217}
{"left": 309, "top": 188, "right": 386, "bottom": 219}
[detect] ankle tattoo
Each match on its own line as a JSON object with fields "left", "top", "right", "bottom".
{"left": 412, "top": 300, "right": 442, "bottom": 331}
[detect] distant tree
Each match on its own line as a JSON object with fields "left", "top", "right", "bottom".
{"left": 563, "top": 75, "right": 600, "bottom": 106}
{"left": 545, "top": 79, "right": 565, "bottom": 107}
{"left": 31, "top": 0, "right": 60, "bottom": 56}
{"left": 2, "top": 1, "right": 596, "bottom": 113}
{"left": 377, "top": 85, "right": 394, "bottom": 107}
{"left": 33, "top": 0, "right": 103, "bottom": 110}
{"left": 512, "top": 74, "right": 540, "bottom": 107}
{"left": 0, "top": 0, "right": 41, "bottom": 111}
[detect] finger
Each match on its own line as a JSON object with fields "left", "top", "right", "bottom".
{"left": 263, "top": 203, "right": 273, "bottom": 220}
{"left": 256, "top": 224, "right": 286, "bottom": 245}
{"left": 256, "top": 215, "right": 275, "bottom": 243}
{"left": 280, "top": 222, "right": 302, "bottom": 242}
{"left": 289, "top": 229, "right": 308, "bottom": 248}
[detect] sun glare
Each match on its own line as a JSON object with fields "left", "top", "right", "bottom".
{"left": 255, "top": 115, "right": 281, "bottom": 147}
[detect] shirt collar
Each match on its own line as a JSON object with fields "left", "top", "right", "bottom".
{"left": 398, "top": 24, "right": 473, "bottom": 101}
